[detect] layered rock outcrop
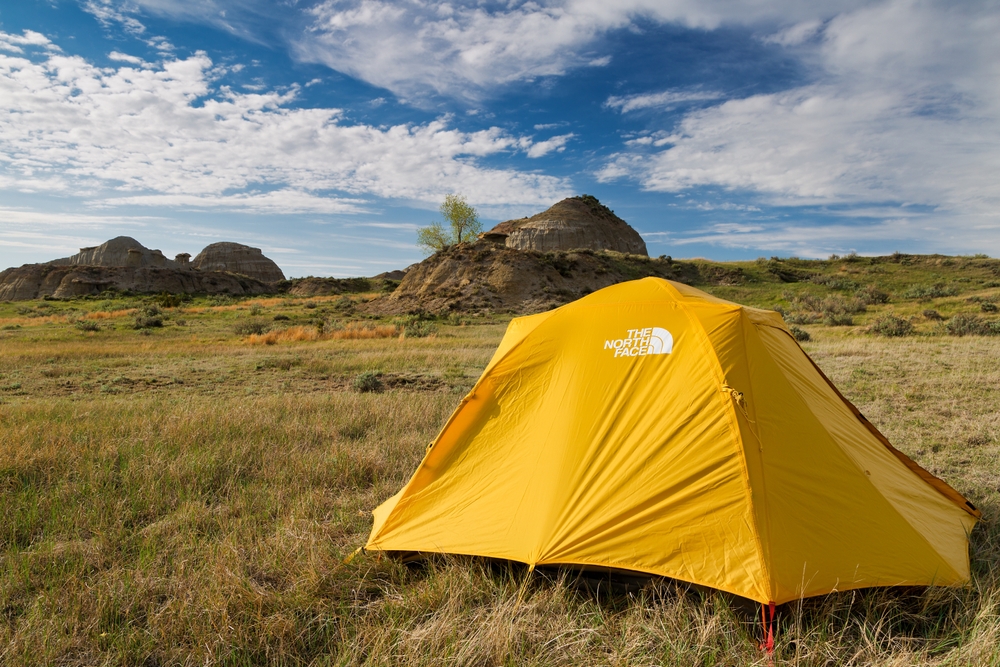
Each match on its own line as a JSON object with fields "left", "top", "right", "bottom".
{"left": 47, "top": 238, "right": 285, "bottom": 282}
{"left": 482, "top": 196, "right": 647, "bottom": 256}
{"left": 0, "top": 237, "right": 287, "bottom": 300}
{"left": 0, "top": 264, "right": 272, "bottom": 301}
{"left": 192, "top": 243, "right": 285, "bottom": 283}
{"left": 50, "top": 236, "right": 180, "bottom": 268}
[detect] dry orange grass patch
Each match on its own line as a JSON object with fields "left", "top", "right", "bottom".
{"left": 247, "top": 326, "right": 320, "bottom": 345}
{"left": 244, "top": 323, "right": 401, "bottom": 345}
{"left": 329, "top": 323, "right": 400, "bottom": 340}
{"left": 0, "top": 314, "right": 71, "bottom": 327}
{"left": 83, "top": 309, "right": 137, "bottom": 320}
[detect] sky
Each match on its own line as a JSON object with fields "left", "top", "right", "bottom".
{"left": 1, "top": 1, "right": 998, "bottom": 277}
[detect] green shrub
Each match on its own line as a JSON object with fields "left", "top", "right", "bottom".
{"left": 249, "top": 304, "right": 264, "bottom": 316}
{"left": 856, "top": 284, "right": 890, "bottom": 305}
{"left": 404, "top": 321, "right": 437, "bottom": 338}
{"left": 902, "top": 283, "right": 959, "bottom": 300}
{"left": 822, "top": 296, "right": 866, "bottom": 315}
{"left": 133, "top": 315, "right": 163, "bottom": 329}
{"left": 982, "top": 302, "right": 998, "bottom": 313}
{"left": 156, "top": 292, "right": 183, "bottom": 308}
{"left": 945, "top": 314, "right": 1000, "bottom": 336}
{"left": 74, "top": 319, "right": 100, "bottom": 332}
{"left": 868, "top": 315, "right": 914, "bottom": 337}
{"left": 353, "top": 371, "right": 383, "bottom": 393}
{"left": 784, "top": 312, "right": 821, "bottom": 325}
{"left": 789, "top": 325, "right": 810, "bottom": 341}
{"left": 824, "top": 313, "right": 854, "bottom": 326}
{"left": 233, "top": 319, "right": 271, "bottom": 336}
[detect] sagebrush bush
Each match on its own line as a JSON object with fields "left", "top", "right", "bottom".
{"left": 789, "top": 325, "right": 810, "bottom": 341}
{"left": 923, "top": 309, "right": 944, "bottom": 321}
{"left": 868, "top": 315, "right": 914, "bottom": 337}
{"left": 824, "top": 313, "right": 854, "bottom": 326}
{"left": 133, "top": 315, "right": 163, "bottom": 329}
{"left": 404, "top": 321, "right": 438, "bottom": 338}
{"left": 233, "top": 318, "right": 271, "bottom": 336}
{"left": 945, "top": 314, "right": 1000, "bottom": 336}
{"left": 856, "top": 284, "right": 890, "bottom": 305}
{"left": 74, "top": 319, "right": 100, "bottom": 332}
{"left": 981, "top": 302, "right": 998, "bottom": 313}
{"left": 353, "top": 371, "right": 384, "bottom": 393}
{"left": 811, "top": 274, "right": 858, "bottom": 291}
{"left": 902, "top": 283, "right": 959, "bottom": 300}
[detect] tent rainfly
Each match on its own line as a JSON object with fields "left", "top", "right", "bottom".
{"left": 366, "top": 277, "right": 980, "bottom": 605}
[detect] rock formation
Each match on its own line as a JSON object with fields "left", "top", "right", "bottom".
{"left": 47, "top": 238, "right": 284, "bottom": 282}
{"left": 50, "top": 236, "right": 180, "bottom": 268}
{"left": 0, "top": 264, "right": 272, "bottom": 301}
{"left": 192, "top": 243, "right": 285, "bottom": 283}
{"left": 482, "top": 195, "right": 647, "bottom": 256}
{"left": 0, "top": 236, "right": 288, "bottom": 300}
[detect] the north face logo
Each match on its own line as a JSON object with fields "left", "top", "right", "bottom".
{"left": 604, "top": 327, "right": 674, "bottom": 358}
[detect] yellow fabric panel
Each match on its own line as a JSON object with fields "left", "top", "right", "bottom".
{"left": 483, "top": 309, "right": 557, "bottom": 374}
{"left": 367, "top": 277, "right": 978, "bottom": 605}
{"left": 750, "top": 324, "right": 975, "bottom": 597}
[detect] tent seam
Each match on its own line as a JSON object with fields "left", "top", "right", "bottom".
{"left": 656, "top": 279, "right": 775, "bottom": 603}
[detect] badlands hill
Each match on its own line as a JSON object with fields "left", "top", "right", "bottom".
{"left": 366, "top": 195, "right": 657, "bottom": 314}
{"left": 363, "top": 245, "right": 692, "bottom": 315}
{"left": 0, "top": 237, "right": 284, "bottom": 301}
{"left": 482, "top": 195, "right": 647, "bottom": 255}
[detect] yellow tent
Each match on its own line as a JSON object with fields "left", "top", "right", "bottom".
{"left": 366, "top": 277, "right": 980, "bottom": 605}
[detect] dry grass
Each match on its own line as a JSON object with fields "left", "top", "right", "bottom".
{"left": 83, "top": 308, "right": 138, "bottom": 320}
{"left": 247, "top": 325, "right": 322, "bottom": 345}
{"left": 329, "top": 323, "right": 400, "bottom": 340}
{"left": 245, "top": 324, "right": 402, "bottom": 345}
{"left": 0, "top": 290, "right": 998, "bottom": 665}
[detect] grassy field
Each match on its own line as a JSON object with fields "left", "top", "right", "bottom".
{"left": 2, "top": 256, "right": 1000, "bottom": 665}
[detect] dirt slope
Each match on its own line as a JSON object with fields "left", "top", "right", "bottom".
{"left": 363, "top": 244, "right": 699, "bottom": 315}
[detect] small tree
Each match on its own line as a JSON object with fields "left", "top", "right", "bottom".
{"left": 417, "top": 194, "right": 482, "bottom": 253}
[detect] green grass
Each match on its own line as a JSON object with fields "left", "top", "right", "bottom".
{"left": 1, "top": 260, "right": 999, "bottom": 665}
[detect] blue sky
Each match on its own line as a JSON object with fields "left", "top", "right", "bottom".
{"left": 1, "top": 1, "right": 998, "bottom": 277}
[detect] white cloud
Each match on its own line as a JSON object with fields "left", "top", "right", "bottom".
{"left": 103, "top": 190, "right": 368, "bottom": 214}
{"left": 526, "top": 133, "right": 574, "bottom": 158}
{"left": 108, "top": 51, "right": 145, "bottom": 64}
{"left": 763, "top": 19, "right": 823, "bottom": 46}
{"left": 293, "top": 0, "right": 865, "bottom": 102}
{"left": 600, "top": 0, "right": 1000, "bottom": 229}
{"left": 641, "top": 212, "right": 1000, "bottom": 259}
{"left": 84, "top": 0, "right": 148, "bottom": 35}
{"left": 606, "top": 89, "right": 724, "bottom": 113}
{"left": 79, "top": 0, "right": 869, "bottom": 102}
{"left": 0, "top": 31, "right": 571, "bottom": 216}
